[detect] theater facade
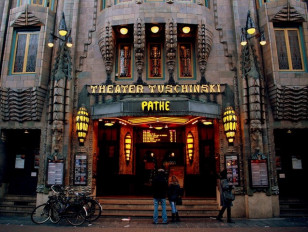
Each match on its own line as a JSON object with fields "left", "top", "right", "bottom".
{"left": 0, "top": 0, "right": 308, "bottom": 218}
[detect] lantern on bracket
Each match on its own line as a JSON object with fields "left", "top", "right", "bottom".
{"left": 76, "top": 105, "right": 90, "bottom": 145}
{"left": 223, "top": 106, "right": 237, "bottom": 145}
{"left": 124, "top": 133, "right": 132, "bottom": 164}
{"left": 186, "top": 132, "right": 194, "bottom": 164}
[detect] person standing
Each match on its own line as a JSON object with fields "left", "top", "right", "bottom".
{"left": 216, "top": 169, "right": 235, "bottom": 223}
{"left": 152, "top": 169, "right": 168, "bottom": 224}
{"left": 168, "top": 175, "right": 181, "bottom": 222}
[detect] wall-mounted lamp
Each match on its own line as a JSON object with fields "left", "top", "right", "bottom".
{"left": 151, "top": 26, "right": 159, "bottom": 33}
{"left": 223, "top": 106, "right": 237, "bottom": 145}
{"left": 48, "top": 12, "right": 73, "bottom": 48}
{"left": 76, "top": 105, "right": 89, "bottom": 145}
{"left": 186, "top": 132, "right": 194, "bottom": 164}
{"left": 104, "top": 120, "right": 115, "bottom": 126}
{"left": 202, "top": 120, "right": 213, "bottom": 126}
{"left": 124, "top": 132, "right": 132, "bottom": 164}
{"left": 120, "top": 27, "right": 128, "bottom": 35}
{"left": 240, "top": 11, "right": 266, "bottom": 47}
{"left": 182, "top": 26, "right": 191, "bottom": 34}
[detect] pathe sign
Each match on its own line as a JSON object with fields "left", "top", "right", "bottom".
{"left": 141, "top": 101, "right": 170, "bottom": 111}
{"left": 88, "top": 84, "right": 221, "bottom": 94}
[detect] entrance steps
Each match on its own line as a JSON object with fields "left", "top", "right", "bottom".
{"left": 0, "top": 195, "right": 36, "bottom": 216}
{"left": 279, "top": 198, "right": 308, "bottom": 217}
{"left": 97, "top": 197, "right": 220, "bottom": 217}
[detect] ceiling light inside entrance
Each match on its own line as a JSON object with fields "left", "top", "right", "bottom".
{"left": 151, "top": 26, "right": 159, "bottom": 33}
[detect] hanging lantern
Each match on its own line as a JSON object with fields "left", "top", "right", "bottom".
{"left": 124, "top": 133, "right": 132, "bottom": 164}
{"left": 186, "top": 132, "right": 194, "bottom": 164}
{"left": 76, "top": 105, "right": 89, "bottom": 145}
{"left": 223, "top": 106, "right": 237, "bottom": 145}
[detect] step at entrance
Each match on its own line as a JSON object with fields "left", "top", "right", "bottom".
{"left": 280, "top": 198, "right": 308, "bottom": 217}
{"left": 97, "top": 197, "right": 220, "bottom": 217}
{"left": 0, "top": 195, "right": 36, "bottom": 216}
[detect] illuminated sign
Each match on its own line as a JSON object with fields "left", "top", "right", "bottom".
{"left": 141, "top": 101, "right": 170, "bottom": 111}
{"left": 143, "top": 130, "right": 176, "bottom": 143}
{"left": 88, "top": 84, "right": 221, "bottom": 94}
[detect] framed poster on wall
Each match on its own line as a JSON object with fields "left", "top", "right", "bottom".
{"left": 225, "top": 154, "right": 239, "bottom": 186}
{"left": 249, "top": 159, "right": 269, "bottom": 188}
{"left": 74, "top": 153, "right": 88, "bottom": 186}
{"left": 47, "top": 159, "right": 64, "bottom": 185}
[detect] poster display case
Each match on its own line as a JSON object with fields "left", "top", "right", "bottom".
{"left": 74, "top": 154, "right": 88, "bottom": 186}
{"left": 249, "top": 159, "right": 269, "bottom": 188}
{"left": 225, "top": 154, "right": 239, "bottom": 186}
{"left": 47, "top": 159, "right": 64, "bottom": 185}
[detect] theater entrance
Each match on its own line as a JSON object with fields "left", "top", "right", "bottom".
{"left": 96, "top": 117, "right": 218, "bottom": 198}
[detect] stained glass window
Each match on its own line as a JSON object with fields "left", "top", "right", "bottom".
{"left": 17, "top": 0, "right": 54, "bottom": 10}
{"left": 275, "top": 28, "right": 304, "bottom": 71}
{"left": 179, "top": 43, "right": 193, "bottom": 78}
{"left": 13, "top": 31, "right": 39, "bottom": 74}
{"left": 149, "top": 44, "right": 162, "bottom": 78}
{"left": 118, "top": 44, "right": 132, "bottom": 78}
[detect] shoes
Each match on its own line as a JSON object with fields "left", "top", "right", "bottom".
{"left": 216, "top": 217, "right": 223, "bottom": 222}
{"left": 162, "top": 221, "right": 169, "bottom": 224}
{"left": 152, "top": 222, "right": 158, "bottom": 224}
{"left": 227, "top": 219, "right": 235, "bottom": 223}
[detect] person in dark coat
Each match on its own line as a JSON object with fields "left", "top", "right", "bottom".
{"left": 216, "top": 169, "right": 235, "bottom": 223}
{"left": 152, "top": 169, "right": 168, "bottom": 224}
{"left": 168, "top": 175, "right": 181, "bottom": 222}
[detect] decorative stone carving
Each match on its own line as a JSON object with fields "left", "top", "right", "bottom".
{"left": 197, "top": 23, "right": 213, "bottom": 84}
{"left": 11, "top": 6, "right": 43, "bottom": 27}
{"left": 271, "top": 2, "right": 305, "bottom": 22}
{"left": 241, "top": 44, "right": 265, "bottom": 153}
{"left": 165, "top": 19, "right": 177, "bottom": 85}
{"left": 48, "top": 43, "right": 72, "bottom": 155}
{"left": 134, "top": 18, "right": 146, "bottom": 85}
{"left": 268, "top": 85, "right": 308, "bottom": 121}
{"left": 0, "top": 87, "right": 47, "bottom": 122}
{"left": 98, "top": 22, "right": 114, "bottom": 84}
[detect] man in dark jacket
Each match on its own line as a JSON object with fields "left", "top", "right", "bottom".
{"left": 152, "top": 169, "right": 168, "bottom": 224}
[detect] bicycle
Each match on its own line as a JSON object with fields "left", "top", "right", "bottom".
{"left": 31, "top": 185, "right": 88, "bottom": 226}
{"left": 75, "top": 187, "right": 102, "bottom": 222}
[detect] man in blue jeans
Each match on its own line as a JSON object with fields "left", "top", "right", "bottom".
{"left": 152, "top": 169, "right": 168, "bottom": 224}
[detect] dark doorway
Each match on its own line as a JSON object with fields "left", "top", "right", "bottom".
{"left": 185, "top": 123, "right": 217, "bottom": 197}
{"left": 274, "top": 129, "right": 308, "bottom": 199}
{"left": 4, "top": 129, "right": 40, "bottom": 195}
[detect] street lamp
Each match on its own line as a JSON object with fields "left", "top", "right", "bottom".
{"left": 48, "top": 12, "right": 73, "bottom": 48}
{"left": 240, "top": 10, "right": 266, "bottom": 46}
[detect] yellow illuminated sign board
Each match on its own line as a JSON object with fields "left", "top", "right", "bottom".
{"left": 142, "top": 101, "right": 170, "bottom": 111}
{"left": 88, "top": 84, "right": 221, "bottom": 94}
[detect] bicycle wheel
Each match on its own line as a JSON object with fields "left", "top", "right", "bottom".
{"left": 65, "top": 205, "right": 86, "bottom": 226}
{"left": 31, "top": 204, "right": 50, "bottom": 224}
{"left": 85, "top": 199, "right": 102, "bottom": 222}
{"left": 49, "top": 203, "right": 61, "bottom": 224}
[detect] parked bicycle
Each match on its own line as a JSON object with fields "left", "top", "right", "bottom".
{"left": 75, "top": 187, "right": 102, "bottom": 222}
{"left": 31, "top": 185, "right": 88, "bottom": 226}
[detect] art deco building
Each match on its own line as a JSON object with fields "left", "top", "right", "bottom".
{"left": 0, "top": 0, "right": 307, "bottom": 218}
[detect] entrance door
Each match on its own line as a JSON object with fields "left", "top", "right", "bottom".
{"left": 275, "top": 129, "right": 308, "bottom": 199}
{"left": 5, "top": 129, "right": 40, "bottom": 195}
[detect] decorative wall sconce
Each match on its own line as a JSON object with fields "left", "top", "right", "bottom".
{"left": 186, "top": 132, "right": 194, "bottom": 164}
{"left": 124, "top": 133, "right": 132, "bottom": 164}
{"left": 76, "top": 105, "right": 89, "bottom": 145}
{"left": 202, "top": 119, "right": 213, "bottom": 126}
{"left": 223, "top": 106, "right": 237, "bottom": 145}
{"left": 182, "top": 26, "right": 191, "bottom": 34}
{"left": 48, "top": 13, "right": 73, "bottom": 48}
{"left": 120, "top": 27, "right": 128, "bottom": 35}
{"left": 240, "top": 10, "right": 266, "bottom": 47}
{"left": 151, "top": 26, "right": 159, "bottom": 33}
{"left": 104, "top": 120, "right": 115, "bottom": 126}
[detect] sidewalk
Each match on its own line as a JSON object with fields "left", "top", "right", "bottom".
{"left": 0, "top": 216, "right": 308, "bottom": 232}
